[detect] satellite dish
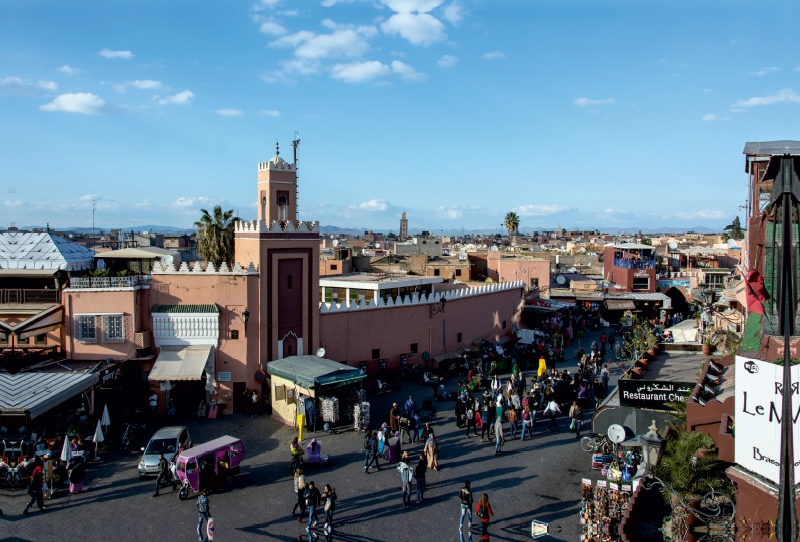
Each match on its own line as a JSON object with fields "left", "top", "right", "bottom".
{"left": 332, "top": 239, "right": 339, "bottom": 247}
{"left": 579, "top": 247, "right": 586, "bottom": 253}
{"left": 316, "top": 348, "right": 326, "bottom": 358}
{"left": 490, "top": 246, "right": 499, "bottom": 252}
{"left": 668, "top": 241, "right": 678, "bottom": 250}
{"left": 681, "top": 239, "right": 686, "bottom": 243}
{"left": 727, "top": 238, "right": 738, "bottom": 248}
{"left": 555, "top": 275, "right": 566, "bottom": 285}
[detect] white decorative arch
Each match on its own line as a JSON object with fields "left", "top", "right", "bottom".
{"left": 278, "top": 331, "right": 303, "bottom": 359}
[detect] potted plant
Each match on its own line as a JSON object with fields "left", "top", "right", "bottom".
{"left": 702, "top": 335, "right": 713, "bottom": 356}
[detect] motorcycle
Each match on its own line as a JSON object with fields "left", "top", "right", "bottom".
{"left": 119, "top": 422, "right": 144, "bottom": 454}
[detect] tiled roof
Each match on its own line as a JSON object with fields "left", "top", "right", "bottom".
{"left": 151, "top": 304, "right": 219, "bottom": 313}
{"left": 0, "top": 232, "right": 94, "bottom": 271}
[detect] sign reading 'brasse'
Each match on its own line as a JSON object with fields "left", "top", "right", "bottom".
{"left": 618, "top": 380, "right": 695, "bottom": 409}
{"left": 735, "top": 355, "right": 800, "bottom": 485}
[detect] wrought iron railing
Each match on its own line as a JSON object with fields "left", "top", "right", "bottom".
{"left": 0, "top": 289, "right": 60, "bottom": 304}
{"left": 613, "top": 258, "right": 657, "bottom": 270}
{"left": 69, "top": 275, "right": 151, "bottom": 289}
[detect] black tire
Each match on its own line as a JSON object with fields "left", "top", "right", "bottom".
{"left": 225, "top": 476, "right": 234, "bottom": 487}
{"left": 178, "top": 485, "right": 190, "bottom": 500}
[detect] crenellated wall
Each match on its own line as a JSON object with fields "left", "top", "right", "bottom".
{"left": 234, "top": 219, "right": 319, "bottom": 234}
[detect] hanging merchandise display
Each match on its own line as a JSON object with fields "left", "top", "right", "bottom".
{"left": 320, "top": 396, "right": 340, "bottom": 423}
{"left": 580, "top": 478, "right": 633, "bottom": 542}
{"left": 354, "top": 401, "right": 370, "bottom": 431}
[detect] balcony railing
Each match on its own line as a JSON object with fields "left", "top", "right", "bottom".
{"left": 69, "top": 275, "right": 151, "bottom": 289}
{"left": 613, "top": 258, "right": 656, "bottom": 270}
{"left": 0, "top": 289, "right": 60, "bottom": 304}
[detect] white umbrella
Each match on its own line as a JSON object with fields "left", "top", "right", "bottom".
{"left": 60, "top": 436, "right": 72, "bottom": 463}
{"left": 93, "top": 419, "right": 104, "bottom": 458}
{"left": 101, "top": 405, "right": 111, "bottom": 427}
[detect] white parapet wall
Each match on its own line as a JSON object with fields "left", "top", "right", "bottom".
{"left": 150, "top": 261, "right": 258, "bottom": 275}
{"left": 234, "top": 220, "right": 319, "bottom": 234}
{"left": 319, "top": 280, "right": 525, "bottom": 313}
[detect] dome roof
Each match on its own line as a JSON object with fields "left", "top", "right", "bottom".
{"left": 270, "top": 141, "right": 287, "bottom": 166}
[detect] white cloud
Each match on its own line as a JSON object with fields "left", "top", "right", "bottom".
{"left": 271, "top": 26, "right": 376, "bottom": 60}
{"left": 254, "top": 0, "right": 281, "bottom": 8}
{"left": 702, "top": 114, "right": 730, "bottom": 121}
{"left": 482, "top": 51, "right": 505, "bottom": 60}
{"left": 99, "top": 49, "right": 134, "bottom": 59}
{"left": 39, "top": 93, "right": 107, "bottom": 115}
{"left": 278, "top": 10, "right": 299, "bottom": 16}
{"left": 156, "top": 90, "right": 195, "bottom": 105}
{"left": 56, "top": 65, "right": 85, "bottom": 76}
{"left": 129, "top": 79, "right": 162, "bottom": 89}
{"left": 675, "top": 209, "right": 727, "bottom": 220}
{"left": 438, "top": 54, "right": 458, "bottom": 67}
{"left": 173, "top": 196, "right": 219, "bottom": 208}
{"left": 258, "top": 17, "right": 288, "bottom": 35}
{"left": 381, "top": 12, "right": 447, "bottom": 46}
{"left": 271, "top": 30, "right": 316, "bottom": 48}
{"left": 438, "top": 207, "right": 462, "bottom": 219}
{"left": 216, "top": 109, "right": 244, "bottom": 116}
{"left": 330, "top": 60, "right": 391, "bottom": 82}
{"left": 751, "top": 66, "right": 779, "bottom": 76}
{"left": 321, "top": 0, "right": 371, "bottom": 5}
{"left": 512, "top": 204, "right": 568, "bottom": 216}
{"left": 442, "top": 2, "right": 463, "bottom": 25}
{"left": 78, "top": 194, "right": 97, "bottom": 201}
{"left": 259, "top": 109, "right": 281, "bottom": 116}
{"left": 733, "top": 88, "right": 800, "bottom": 108}
{"left": 702, "top": 88, "right": 713, "bottom": 93}
{"left": 574, "top": 97, "right": 615, "bottom": 107}
{"left": 359, "top": 199, "right": 389, "bottom": 211}
{"left": 391, "top": 60, "right": 425, "bottom": 80}
{"left": 0, "top": 76, "right": 58, "bottom": 94}
{"left": 3, "top": 200, "right": 23, "bottom": 207}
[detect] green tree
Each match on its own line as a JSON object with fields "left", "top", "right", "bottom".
{"left": 194, "top": 205, "right": 240, "bottom": 267}
{"left": 723, "top": 216, "right": 744, "bottom": 240}
{"left": 504, "top": 211, "right": 520, "bottom": 236}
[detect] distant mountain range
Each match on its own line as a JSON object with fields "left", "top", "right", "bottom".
{"left": 3, "top": 224, "right": 722, "bottom": 237}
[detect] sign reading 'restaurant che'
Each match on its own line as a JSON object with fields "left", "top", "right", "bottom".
{"left": 735, "top": 355, "right": 800, "bottom": 485}
{"left": 618, "top": 380, "right": 695, "bottom": 410}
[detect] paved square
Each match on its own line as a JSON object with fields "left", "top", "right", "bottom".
{"left": 0, "top": 331, "right": 616, "bottom": 542}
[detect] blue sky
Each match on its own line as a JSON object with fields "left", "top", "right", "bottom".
{"left": 1, "top": 0, "right": 798, "bottom": 232}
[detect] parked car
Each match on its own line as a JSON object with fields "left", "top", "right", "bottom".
{"left": 138, "top": 426, "right": 192, "bottom": 478}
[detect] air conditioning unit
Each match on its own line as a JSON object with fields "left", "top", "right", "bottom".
{"left": 134, "top": 331, "right": 151, "bottom": 349}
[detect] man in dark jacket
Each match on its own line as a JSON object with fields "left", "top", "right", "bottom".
{"left": 458, "top": 479, "right": 473, "bottom": 531}
{"left": 22, "top": 468, "right": 46, "bottom": 514}
{"left": 153, "top": 453, "right": 173, "bottom": 497}
{"left": 303, "top": 480, "right": 322, "bottom": 531}
{"left": 414, "top": 453, "right": 427, "bottom": 504}
{"left": 196, "top": 489, "right": 210, "bottom": 542}
{"left": 365, "top": 431, "right": 379, "bottom": 472}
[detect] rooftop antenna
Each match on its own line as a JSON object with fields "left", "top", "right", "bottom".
{"left": 292, "top": 131, "right": 300, "bottom": 220}
{"left": 92, "top": 199, "right": 96, "bottom": 251}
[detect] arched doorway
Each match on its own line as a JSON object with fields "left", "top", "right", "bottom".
{"left": 663, "top": 287, "right": 689, "bottom": 317}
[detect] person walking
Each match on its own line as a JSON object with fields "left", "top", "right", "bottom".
{"left": 507, "top": 405, "right": 518, "bottom": 440}
{"left": 458, "top": 480, "right": 473, "bottom": 531}
{"left": 390, "top": 403, "right": 400, "bottom": 433}
{"left": 494, "top": 417, "right": 505, "bottom": 455}
{"left": 196, "top": 489, "right": 211, "bottom": 542}
{"left": 321, "top": 484, "right": 337, "bottom": 533}
{"left": 521, "top": 405, "right": 533, "bottom": 440}
{"left": 363, "top": 430, "right": 373, "bottom": 473}
{"left": 397, "top": 454, "right": 414, "bottom": 508}
{"left": 544, "top": 397, "right": 561, "bottom": 433}
{"left": 293, "top": 468, "right": 307, "bottom": 520}
{"left": 424, "top": 433, "right": 439, "bottom": 471}
{"left": 414, "top": 452, "right": 427, "bottom": 504}
{"left": 491, "top": 375, "right": 500, "bottom": 400}
{"left": 153, "top": 452, "right": 178, "bottom": 496}
{"left": 405, "top": 396, "right": 417, "bottom": 419}
{"left": 400, "top": 411, "right": 413, "bottom": 444}
{"left": 465, "top": 400, "right": 478, "bottom": 438}
{"left": 475, "top": 493, "right": 494, "bottom": 541}
{"left": 600, "top": 364, "right": 610, "bottom": 395}
{"left": 480, "top": 403, "right": 491, "bottom": 442}
{"left": 365, "top": 430, "right": 380, "bottom": 472}
{"left": 22, "top": 467, "right": 46, "bottom": 515}
{"left": 303, "top": 480, "right": 321, "bottom": 532}
{"left": 569, "top": 401, "right": 584, "bottom": 439}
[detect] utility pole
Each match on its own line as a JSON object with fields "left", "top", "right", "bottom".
{"left": 292, "top": 131, "right": 300, "bottom": 220}
{"left": 92, "top": 199, "right": 96, "bottom": 251}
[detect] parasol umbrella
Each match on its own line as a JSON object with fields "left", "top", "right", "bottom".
{"left": 60, "top": 436, "right": 72, "bottom": 463}
{"left": 93, "top": 419, "right": 104, "bottom": 459}
{"left": 101, "top": 405, "right": 111, "bottom": 427}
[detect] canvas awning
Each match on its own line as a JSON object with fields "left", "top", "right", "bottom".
{"left": 605, "top": 300, "right": 636, "bottom": 311}
{"left": 0, "top": 372, "right": 98, "bottom": 420}
{"left": 149, "top": 346, "right": 214, "bottom": 381}
{"left": 267, "top": 355, "right": 366, "bottom": 390}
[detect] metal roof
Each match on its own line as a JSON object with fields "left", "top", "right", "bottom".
{"left": 151, "top": 304, "right": 219, "bottom": 313}
{"left": 0, "top": 232, "right": 94, "bottom": 272}
{"left": 743, "top": 140, "right": 800, "bottom": 156}
{"left": 0, "top": 371, "right": 98, "bottom": 419}
{"left": 267, "top": 355, "right": 366, "bottom": 389}
{"left": 612, "top": 243, "right": 654, "bottom": 250}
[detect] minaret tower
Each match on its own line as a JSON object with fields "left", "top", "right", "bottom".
{"left": 235, "top": 140, "right": 320, "bottom": 363}
{"left": 399, "top": 212, "right": 408, "bottom": 241}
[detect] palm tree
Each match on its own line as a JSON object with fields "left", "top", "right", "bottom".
{"left": 194, "top": 206, "right": 240, "bottom": 267}
{"left": 504, "top": 212, "right": 520, "bottom": 237}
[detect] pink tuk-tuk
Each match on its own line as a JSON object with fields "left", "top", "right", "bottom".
{"left": 176, "top": 435, "right": 244, "bottom": 500}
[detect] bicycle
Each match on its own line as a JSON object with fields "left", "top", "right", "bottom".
{"left": 580, "top": 433, "right": 613, "bottom": 454}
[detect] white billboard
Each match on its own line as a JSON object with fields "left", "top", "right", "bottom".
{"left": 735, "top": 355, "right": 800, "bottom": 485}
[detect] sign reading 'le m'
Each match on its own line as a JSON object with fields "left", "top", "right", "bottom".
{"left": 735, "top": 355, "right": 800, "bottom": 485}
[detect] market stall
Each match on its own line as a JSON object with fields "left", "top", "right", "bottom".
{"left": 267, "top": 355, "right": 367, "bottom": 433}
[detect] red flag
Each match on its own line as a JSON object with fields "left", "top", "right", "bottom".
{"left": 745, "top": 269, "right": 768, "bottom": 316}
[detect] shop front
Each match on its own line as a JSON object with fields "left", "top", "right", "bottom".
{"left": 147, "top": 345, "right": 215, "bottom": 415}
{"left": 267, "top": 355, "right": 367, "bottom": 433}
